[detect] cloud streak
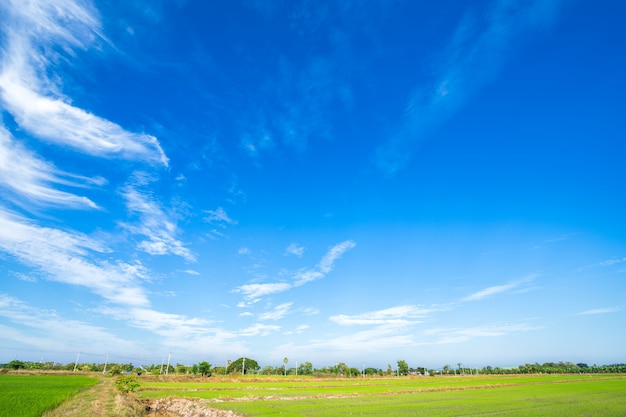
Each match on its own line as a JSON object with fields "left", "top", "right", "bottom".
{"left": 576, "top": 307, "right": 622, "bottom": 316}
{"left": 421, "top": 322, "right": 542, "bottom": 345}
{"left": 462, "top": 282, "right": 520, "bottom": 302}
{"left": 0, "top": 293, "right": 139, "bottom": 353}
{"left": 121, "top": 174, "right": 194, "bottom": 261}
{"left": 234, "top": 240, "right": 356, "bottom": 302}
{"left": 330, "top": 305, "right": 437, "bottom": 326}
{"left": 376, "top": 0, "right": 563, "bottom": 174}
{"left": 0, "top": 0, "right": 168, "bottom": 165}
{"left": 0, "top": 125, "right": 102, "bottom": 210}
{"left": 0, "top": 208, "right": 150, "bottom": 307}
{"left": 462, "top": 275, "right": 537, "bottom": 302}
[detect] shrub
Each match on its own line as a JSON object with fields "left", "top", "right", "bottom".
{"left": 114, "top": 376, "right": 140, "bottom": 393}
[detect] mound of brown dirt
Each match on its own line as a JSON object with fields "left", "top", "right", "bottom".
{"left": 148, "top": 398, "right": 241, "bottom": 417}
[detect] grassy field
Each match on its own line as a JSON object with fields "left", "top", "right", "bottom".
{"left": 0, "top": 373, "right": 99, "bottom": 417}
{"left": 139, "top": 374, "right": 626, "bottom": 416}
{"left": 3, "top": 373, "right": 625, "bottom": 416}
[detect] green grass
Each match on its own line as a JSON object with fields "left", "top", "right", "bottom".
{"left": 139, "top": 374, "right": 626, "bottom": 416}
{"left": 0, "top": 374, "right": 99, "bottom": 417}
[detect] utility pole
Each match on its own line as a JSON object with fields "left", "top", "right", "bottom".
{"left": 166, "top": 351, "right": 172, "bottom": 375}
{"left": 73, "top": 352, "right": 80, "bottom": 372}
{"left": 103, "top": 353, "right": 109, "bottom": 374}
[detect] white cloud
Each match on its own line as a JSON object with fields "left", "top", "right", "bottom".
{"left": 376, "top": 0, "right": 564, "bottom": 174}
{"left": 597, "top": 258, "right": 626, "bottom": 267}
{"left": 0, "top": 208, "right": 150, "bottom": 307}
{"left": 0, "top": 0, "right": 168, "bottom": 166}
{"left": 576, "top": 307, "right": 622, "bottom": 316}
{"left": 330, "top": 305, "right": 436, "bottom": 326}
{"left": 204, "top": 207, "right": 237, "bottom": 227}
{"left": 462, "top": 282, "right": 521, "bottom": 302}
{"left": 234, "top": 240, "right": 356, "bottom": 302}
{"left": 259, "top": 302, "right": 293, "bottom": 321}
{"left": 285, "top": 243, "right": 305, "bottom": 257}
{"left": 126, "top": 308, "right": 212, "bottom": 338}
{"left": 235, "top": 283, "right": 292, "bottom": 301}
{"left": 0, "top": 125, "right": 101, "bottom": 210}
{"left": 421, "top": 322, "right": 542, "bottom": 345}
{"left": 461, "top": 276, "right": 537, "bottom": 302}
{"left": 317, "top": 240, "right": 356, "bottom": 274}
{"left": 240, "top": 130, "right": 275, "bottom": 158}
{"left": 0, "top": 293, "right": 139, "bottom": 353}
{"left": 295, "top": 324, "right": 309, "bottom": 333}
{"left": 120, "top": 176, "right": 194, "bottom": 262}
{"left": 238, "top": 323, "right": 281, "bottom": 337}
{"left": 280, "top": 326, "right": 416, "bottom": 357}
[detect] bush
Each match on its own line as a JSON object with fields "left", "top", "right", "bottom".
{"left": 114, "top": 376, "right": 140, "bottom": 393}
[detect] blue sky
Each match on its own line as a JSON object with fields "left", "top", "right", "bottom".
{"left": 0, "top": 0, "right": 624, "bottom": 370}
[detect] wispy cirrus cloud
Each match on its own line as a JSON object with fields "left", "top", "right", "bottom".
{"left": 120, "top": 173, "right": 194, "bottom": 261}
{"left": 376, "top": 0, "right": 564, "bottom": 174}
{"left": 285, "top": 243, "right": 305, "bottom": 257}
{"left": 462, "top": 275, "right": 537, "bottom": 302}
{"left": 0, "top": 293, "right": 140, "bottom": 353}
{"left": 330, "top": 305, "right": 437, "bottom": 326}
{"left": 596, "top": 257, "right": 626, "bottom": 267}
{"left": 235, "top": 240, "right": 356, "bottom": 302}
{"left": 259, "top": 302, "right": 293, "bottom": 321}
{"left": 238, "top": 323, "right": 281, "bottom": 337}
{"left": 0, "top": 125, "right": 103, "bottom": 210}
{"left": 0, "top": 208, "right": 150, "bottom": 307}
{"left": 576, "top": 307, "right": 622, "bottom": 316}
{"left": 126, "top": 308, "right": 212, "bottom": 339}
{"left": 278, "top": 326, "right": 416, "bottom": 358}
{"left": 462, "top": 282, "right": 520, "bottom": 302}
{"left": 421, "top": 322, "right": 542, "bottom": 345}
{"left": 204, "top": 207, "right": 237, "bottom": 227}
{"left": 0, "top": 0, "right": 168, "bottom": 165}
{"left": 235, "top": 283, "right": 292, "bottom": 302}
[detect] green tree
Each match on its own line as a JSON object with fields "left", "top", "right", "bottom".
{"left": 260, "top": 366, "right": 274, "bottom": 375}
{"left": 7, "top": 360, "right": 26, "bottom": 370}
{"left": 298, "top": 361, "right": 313, "bottom": 375}
{"left": 397, "top": 360, "right": 409, "bottom": 376}
{"left": 364, "top": 367, "right": 379, "bottom": 376}
{"left": 227, "top": 357, "right": 259, "bottom": 374}
{"left": 176, "top": 363, "right": 188, "bottom": 374}
{"left": 197, "top": 361, "right": 212, "bottom": 377}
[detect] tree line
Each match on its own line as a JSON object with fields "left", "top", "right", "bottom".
{"left": 3, "top": 358, "right": 625, "bottom": 376}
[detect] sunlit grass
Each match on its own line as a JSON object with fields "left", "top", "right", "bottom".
{"left": 0, "top": 374, "right": 99, "bottom": 417}
{"left": 138, "top": 374, "right": 626, "bottom": 416}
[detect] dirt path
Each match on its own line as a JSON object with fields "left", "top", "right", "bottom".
{"left": 42, "top": 376, "right": 242, "bottom": 417}
{"left": 91, "top": 378, "right": 114, "bottom": 417}
{"left": 42, "top": 377, "right": 110, "bottom": 417}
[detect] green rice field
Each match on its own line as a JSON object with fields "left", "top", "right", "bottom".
{"left": 3, "top": 373, "right": 625, "bottom": 416}
{"left": 139, "top": 374, "right": 626, "bottom": 416}
{"left": 0, "top": 374, "right": 98, "bottom": 417}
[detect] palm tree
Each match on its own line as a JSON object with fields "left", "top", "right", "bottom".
{"left": 283, "top": 357, "right": 288, "bottom": 376}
